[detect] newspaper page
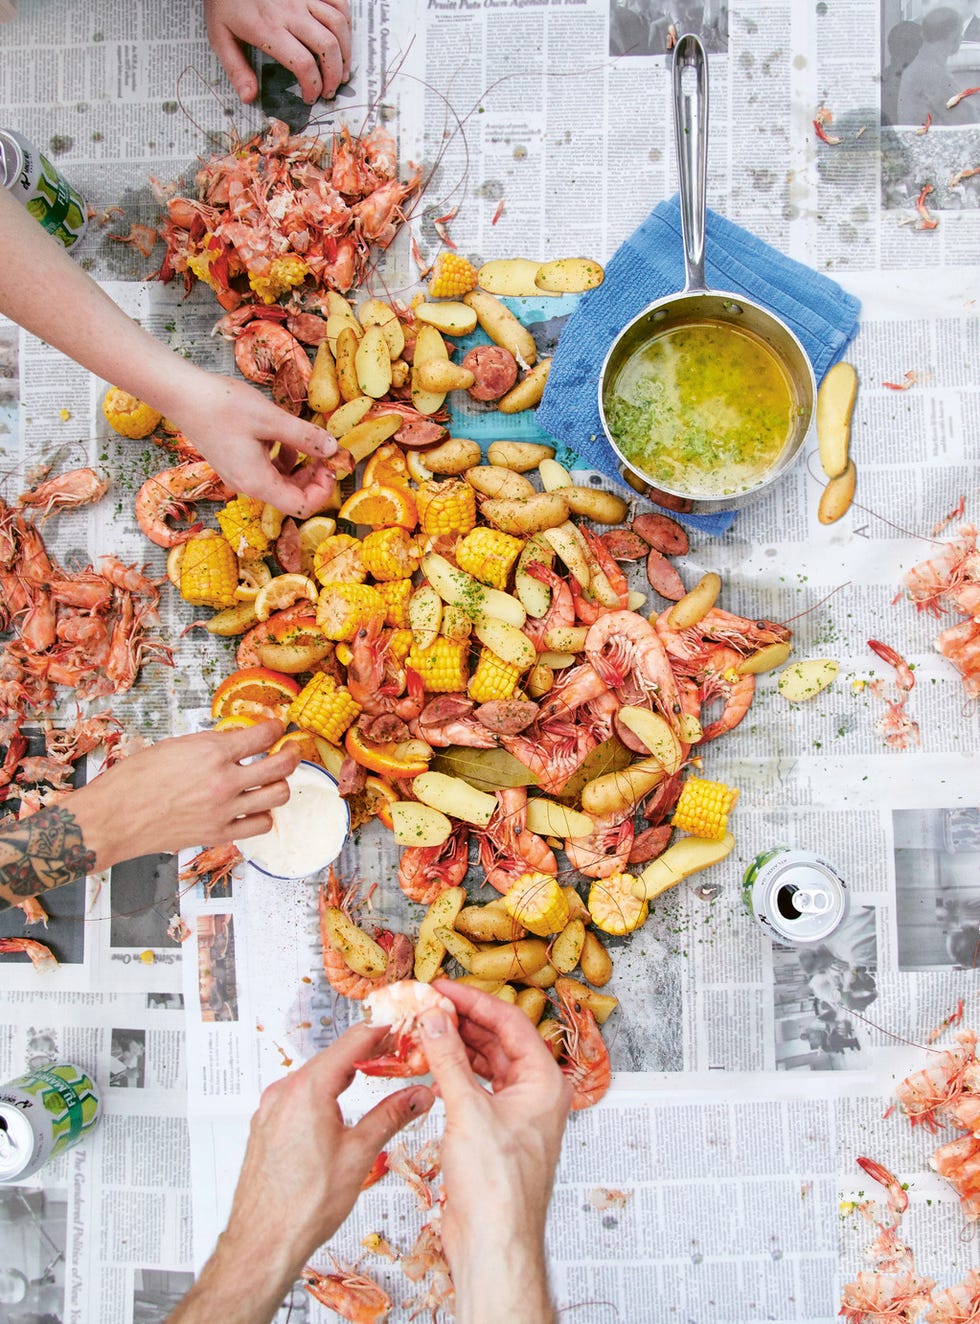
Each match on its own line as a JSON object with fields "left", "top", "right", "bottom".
{"left": 1, "top": 0, "right": 979, "bottom": 1320}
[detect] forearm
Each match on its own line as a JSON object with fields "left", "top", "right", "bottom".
{"left": 168, "top": 1231, "right": 302, "bottom": 1324}
{"left": 0, "top": 187, "right": 203, "bottom": 417}
{"left": 451, "top": 1232, "right": 556, "bottom": 1324}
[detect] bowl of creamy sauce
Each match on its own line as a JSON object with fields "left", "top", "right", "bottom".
{"left": 235, "top": 761, "right": 349, "bottom": 880}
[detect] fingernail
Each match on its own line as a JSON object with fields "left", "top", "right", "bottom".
{"left": 421, "top": 1009, "right": 447, "bottom": 1038}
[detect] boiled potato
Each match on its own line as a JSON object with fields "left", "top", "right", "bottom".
{"left": 340, "top": 414, "right": 403, "bottom": 464}
{"left": 478, "top": 257, "right": 550, "bottom": 297}
{"left": 463, "top": 290, "right": 537, "bottom": 365}
{"left": 466, "top": 465, "right": 536, "bottom": 500}
{"left": 414, "top": 360, "right": 476, "bottom": 393}
{"left": 307, "top": 342, "right": 341, "bottom": 415}
{"left": 414, "top": 886, "right": 466, "bottom": 983}
{"left": 617, "top": 707, "right": 683, "bottom": 773}
{"left": 474, "top": 618, "right": 537, "bottom": 671}
{"left": 420, "top": 436, "right": 482, "bottom": 475}
{"left": 481, "top": 492, "right": 569, "bottom": 535}
{"left": 736, "top": 641, "right": 793, "bottom": 676}
{"left": 325, "top": 309, "right": 362, "bottom": 356}
{"left": 469, "top": 938, "right": 550, "bottom": 981}
{"left": 817, "top": 361, "right": 858, "bottom": 479}
{"left": 776, "top": 658, "right": 839, "bottom": 702}
{"left": 579, "top": 929, "right": 613, "bottom": 986}
{"left": 487, "top": 441, "right": 555, "bottom": 472}
{"left": 411, "top": 323, "right": 449, "bottom": 415}
{"left": 818, "top": 460, "right": 857, "bottom": 525}
{"left": 327, "top": 395, "right": 373, "bottom": 436}
{"left": 497, "top": 359, "right": 552, "bottom": 414}
{"left": 334, "top": 326, "right": 362, "bottom": 402}
{"left": 534, "top": 257, "right": 605, "bottom": 292}
{"left": 320, "top": 906, "right": 388, "bottom": 977}
{"left": 554, "top": 485, "right": 629, "bottom": 524}
{"left": 667, "top": 573, "right": 722, "bottom": 630}
{"left": 391, "top": 801, "right": 453, "bottom": 848}
{"left": 414, "top": 301, "right": 479, "bottom": 335}
{"left": 355, "top": 325, "right": 393, "bottom": 399}
{"left": 412, "top": 771, "right": 498, "bottom": 827}
{"left": 357, "top": 298, "right": 405, "bottom": 358}
{"left": 631, "top": 833, "right": 735, "bottom": 901}
{"left": 549, "top": 918, "right": 586, "bottom": 974}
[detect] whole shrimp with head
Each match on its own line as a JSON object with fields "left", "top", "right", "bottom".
{"left": 354, "top": 982, "right": 458, "bottom": 1077}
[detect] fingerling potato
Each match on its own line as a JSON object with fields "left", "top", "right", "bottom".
{"left": 463, "top": 290, "right": 537, "bottom": 365}
{"left": 497, "top": 358, "right": 552, "bottom": 414}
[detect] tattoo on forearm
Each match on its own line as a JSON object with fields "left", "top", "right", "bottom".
{"left": 0, "top": 805, "right": 95, "bottom": 908}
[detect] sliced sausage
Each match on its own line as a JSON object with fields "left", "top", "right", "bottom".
{"left": 462, "top": 345, "right": 519, "bottom": 401}
{"left": 599, "top": 529, "right": 648, "bottom": 561}
{"left": 631, "top": 512, "right": 690, "bottom": 557}
{"left": 337, "top": 756, "right": 367, "bottom": 797}
{"left": 645, "top": 485, "right": 694, "bottom": 514}
{"left": 628, "top": 825, "right": 673, "bottom": 864}
{"left": 475, "top": 699, "right": 540, "bottom": 735}
{"left": 275, "top": 517, "right": 302, "bottom": 573}
{"left": 646, "top": 549, "right": 686, "bottom": 601}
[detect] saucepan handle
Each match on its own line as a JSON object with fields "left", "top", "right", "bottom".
{"left": 672, "top": 33, "right": 708, "bottom": 294}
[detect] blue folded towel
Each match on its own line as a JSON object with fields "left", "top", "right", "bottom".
{"left": 535, "top": 193, "right": 862, "bottom": 535}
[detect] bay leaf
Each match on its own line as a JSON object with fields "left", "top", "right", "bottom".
{"left": 431, "top": 746, "right": 539, "bottom": 793}
{"left": 553, "top": 737, "right": 633, "bottom": 805}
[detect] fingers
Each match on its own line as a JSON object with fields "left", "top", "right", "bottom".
{"left": 275, "top": 414, "right": 339, "bottom": 460}
{"left": 207, "top": 22, "right": 260, "bottom": 105}
{"left": 308, "top": 1022, "right": 392, "bottom": 1096}
{"left": 353, "top": 1084, "right": 434, "bottom": 1158}
{"left": 435, "top": 979, "right": 559, "bottom": 1081}
{"left": 214, "top": 718, "right": 287, "bottom": 762}
{"left": 419, "top": 1002, "right": 481, "bottom": 1108}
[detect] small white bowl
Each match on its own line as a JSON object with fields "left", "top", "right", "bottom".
{"left": 235, "top": 761, "right": 350, "bottom": 881}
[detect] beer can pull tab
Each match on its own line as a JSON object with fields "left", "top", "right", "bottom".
{"left": 791, "top": 887, "right": 833, "bottom": 916}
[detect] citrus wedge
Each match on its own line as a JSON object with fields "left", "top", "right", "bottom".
{"left": 270, "top": 730, "right": 321, "bottom": 762}
{"left": 344, "top": 726, "right": 432, "bottom": 778}
{"left": 363, "top": 443, "right": 411, "bottom": 489}
{"left": 213, "top": 714, "right": 259, "bottom": 731}
{"left": 166, "top": 544, "right": 186, "bottom": 589}
{"left": 338, "top": 484, "right": 418, "bottom": 530}
{"left": 254, "top": 573, "right": 318, "bottom": 622}
{"left": 211, "top": 666, "right": 301, "bottom": 721}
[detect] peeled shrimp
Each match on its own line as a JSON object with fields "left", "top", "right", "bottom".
{"left": 354, "top": 981, "right": 457, "bottom": 1077}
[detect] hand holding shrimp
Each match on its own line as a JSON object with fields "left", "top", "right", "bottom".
{"left": 168, "top": 1021, "right": 433, "bottom": 1324}
{"left": 420, "top": 981, "right": 571, "bottom": 1324}
{"left": 203, "top": 0, "right": 352, "bottom": 107}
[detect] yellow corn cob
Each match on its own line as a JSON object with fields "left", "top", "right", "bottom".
{"left": 587, "top": 873, "right": 649, "bottom": 936}
{"left": 313, "top": 534, "right": 367, "bottom": 586}
{"left": 217, "top": 495, "right": 271, "bottom": 561}
{"left": 102, "top": 387, "right": 162, "bottom": 439}
{"left": 468, "top": 647, "right": 521, "bottom": 703}
{"left": 316, "top": 583, "right": 386, "bottom": 641}
{"left": 503, "top": 872, "right": 570, "bottom": 937}
{"left": 359, "top": 527, "right": 420, "bottom": 581}
{"left": 288, "top": 673, "right": 361, "bottom": 743}
{"left": 179, "top": 532, "right": 239, "bottom": 608}
{"left": 671, "top": 776, "right": 740, "bottom": 841}
{"left": 406, "top": 638, "right": 469, "bottom": 692}
{"left": 415, "top": 480, "right": 477, "bottom": 538}
{"left": 389, "top": 628, "right": 414, "bottom": 662}
{"left": 455, "top": 528, "right": 524, "bottom": 590}
{"left": 374, "top": 578, "right": 413, "bottom": 628}
{"left": 428, "top": 252, "right": 479, "bottom": 299}
{"left": 248, "top": 254, "right": 310, "bottom": 304}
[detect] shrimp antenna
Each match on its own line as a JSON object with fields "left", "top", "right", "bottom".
{"left": 174, "top": 63, "right": 249, "bottom": 151}
{"left": 803, "top": 452, "right": 955, "bottom": 545}
{"left": 779, "top": 580, "right": 852, "bottom": 625}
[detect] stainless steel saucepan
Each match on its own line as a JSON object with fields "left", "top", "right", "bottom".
{"left": 598, "top": 34, "right": 816, "bottom": 512}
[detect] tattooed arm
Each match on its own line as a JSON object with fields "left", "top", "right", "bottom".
{"left": 0, "top": 722, "right": 299, "bottom": 909}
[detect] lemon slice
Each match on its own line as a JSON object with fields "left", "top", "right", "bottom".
{"left": 166, "top": 543, "right": 186, "bottom": 588}
{"left": 254, "top": 573, "right": 318, "bottom": 622}
{"left": 234, "top": 561, "right": 273, "bottom": 601}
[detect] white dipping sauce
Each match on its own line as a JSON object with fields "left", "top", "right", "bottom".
{"left": 236, "top": 761, "right": 349, "bottom": 879}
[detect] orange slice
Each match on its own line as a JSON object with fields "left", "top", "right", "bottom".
{"left": 363, "top": 442, "right": 411, "bottom": 489}
{"left": 344, "top": 726, "right": 432, "bottom": 779}
{"left": 211, "top": 666, "right": 301, "bottom": 722}
{"left": 338, "top": 484, "right": 418, "bottom": 530}
{"left": 270, "top": 730, "right": 321, "bottom": 762}
{"left": 254, "top": 573, "right": 318, "bottom": 622}
{"left": 213, "top": 714, "right": 259, "bottom": 731}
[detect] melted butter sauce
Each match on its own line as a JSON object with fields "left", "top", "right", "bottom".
{"left": 605, "top": 319, "right": 798, "bottom": 497}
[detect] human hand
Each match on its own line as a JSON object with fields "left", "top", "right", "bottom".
{"left": 419, "top": 981, "right": 571, "bottom": 1322}
{"left": 76, "top": 720, "right": 304, "bottom": 870}
{"left": 203, "top": 0, "right": 352, "bottom": 106}
{"left": 170, "top": 1023, "right": 432, "bottom": 1322}
{"left": 164, "top": 368, "right": 351, "bottom": 519}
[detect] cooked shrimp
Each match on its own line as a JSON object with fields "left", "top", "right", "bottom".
{"left": 0, "top": 936, "right": 58, "bottom": 972}
{"left": 135, "top": 461, "right": 234, "bottom": 548}
{"left": 99, "top": 555, "right": 161, "bottom": 599}
{"left": 839, "top": 1271, "right": 937, "bottom": 1323}
{"left": 17, "top": 467, "right": 108, "bottom": 520}
{"left": 475, "top": 787, "right": 558, "bottom": 894}
{"left": 564, "top": 809, "right": 634, "bottom": 879}
{"left": 178, "top": 844, "right": 242, "bottom": 895}
{"left": 926, "top": 1269, "right": 980, "bottom": 1323}
{"left": 585, "top": 611, "right": 684, "bottom": 733}
{"left": 555, "top": 976, "right": 611, "bottom": 1110}
{"left": 354, "top": 980, "right": 457, "bottom": 1077}
{"left": 695, "top": 645, "right": 755, "bottom": 742}
{"left": 521, "top": 562, "right": 575, "bottom": 650}
{"left": 303, "top": 1259, "right": 392, "bottom": 1324}
{"left": 398, "top": 824, "right": 470, "bottom": 904}
{"left": 319, "top": 872, "right": 413, "bottom": 1000}
{"left": 233, "top": 320, "right": 312, "bottom": 414}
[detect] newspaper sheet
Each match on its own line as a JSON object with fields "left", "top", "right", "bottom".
{"left": 0, "top": 0, "right": 979, "bottom": 1319}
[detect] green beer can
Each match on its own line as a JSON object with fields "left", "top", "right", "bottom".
{"left": 0, "top": 128, "right": 89, "bottom": 249}
{"left": 0, "top": 1063, "right": 102, "bottom": 1182}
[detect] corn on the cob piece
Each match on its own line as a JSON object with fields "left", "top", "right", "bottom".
{"left": 374, "top": 578, "right": 413, "bottom": 628}
{"left": 388, "top": 628, "right": 414, "bottom": 662}
{"left": 455, "top": 528, "right": 524, "bottom": 590}
{"left": 359, "top": 527, "right": 420, "bottom": 581}
{"left": 428, "top": 252, "right": 479, "bottom": 299}
{"left": 288, "top": 673, "right": 361, "bottom": 743}
{"left": 316, "top": 583, "right": 386, "bottom": 641}
{"left": 503, "top": 872, "right": 570, "bottom": 937}
{"left": 416, "top": 480, "right": 477, "bottom": 538}
{"left": 468, "top": 646, "right": 521, "bottom": 702}
{"left": 179, "top": 532, "right": 239, "bottom": 608}
{"left": 313, "top": 534, "right": 367, "bottom": 586}
{"left": 407, "top": 638, "right": 469, "bottom": 692}
{"left": 587, "top": 872, "right": 648, "bottom": 936}
{"left": 102, "top": 387, "right": 162, "bottom": 439}
{"left": 217, "top": 495, "right": 272, "bottom": 561}
{"left": 248, "top": 254, "right": 309, "bottom": 304}
{"left": 671, "top": 776, "right": 740, "bottom": 842}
